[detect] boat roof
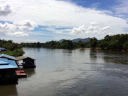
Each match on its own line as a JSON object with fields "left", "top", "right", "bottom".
{"left": 0, "top": 54, "right": 16, "bottom": 60}
{"left": 16, "top": 56, "right": 34, "bottom": 61}
{"left": 0, "top": 58, "right": 18, "bottom": 69}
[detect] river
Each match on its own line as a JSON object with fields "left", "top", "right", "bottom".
{"left": 0, "top": 48, "right": 128, "bottom": 96}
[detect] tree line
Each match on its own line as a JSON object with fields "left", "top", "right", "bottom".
{"left": 1, "top": 34, "right": 127, "bottom": 56}
{"left": 21, "top": 40, "right": 90, "bottom": 49}
{"left": 21, "top": 34, "right": 128, "bottom": 51}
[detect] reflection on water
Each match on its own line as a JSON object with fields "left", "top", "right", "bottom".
{"left": 0, "top": 85, "right": 17, "bottom": 96}
{"left": 0, "top": 48, "right": 128, "bottom": 96}
{"left": 90, "top": 49, "right": 97, "bottom": 62}
{"left": 25, "top": 69, "right": 36, "bottom": 78}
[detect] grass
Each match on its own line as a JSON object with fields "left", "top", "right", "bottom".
{"left": 0, "top": 48, "right": 24, "bottom": 57}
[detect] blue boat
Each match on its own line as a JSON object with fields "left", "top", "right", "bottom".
{"left": 0, "top": 54, "right": 18, "bottom": 84}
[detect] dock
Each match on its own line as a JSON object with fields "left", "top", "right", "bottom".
{"left": 16, "top": 69, "right": 27, "bottom": 78}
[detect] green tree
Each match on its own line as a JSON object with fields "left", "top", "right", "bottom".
{"left": 90, "top": 38, "right": 97, "bottom": 48}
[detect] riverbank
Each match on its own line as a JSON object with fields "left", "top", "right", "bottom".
{"left": 0, "top": 48, "right": 24, "bottom": 57}
{"left": 0, "top": 39, "right": 24, "bottom": 57}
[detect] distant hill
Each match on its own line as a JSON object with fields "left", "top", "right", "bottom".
{"left": 72, "top": 38, "right": 91, "bottom": 43}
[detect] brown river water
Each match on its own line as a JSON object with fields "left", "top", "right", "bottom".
{"left": 0, "top": 48, "right": 128, "bottom": 96}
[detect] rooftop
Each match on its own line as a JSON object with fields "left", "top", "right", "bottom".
{"left": 0, "top": 55, "right": 18, "bottom": 69}
{"left": 16, "top": 56, "right": 34, "bottom": 61}
{"left": 0, "top": 54, "right": 16, "bottom": 60}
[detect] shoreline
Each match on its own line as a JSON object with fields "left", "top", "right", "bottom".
{"left": 0, "top": 48, "right": 24, "bottom": 57}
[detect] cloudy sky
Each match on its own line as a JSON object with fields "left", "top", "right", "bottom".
{"left": 0, "top": 0, "right": 128, "bottom": 42}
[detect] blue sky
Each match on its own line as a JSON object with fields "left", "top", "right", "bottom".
{"left": 64, "top": 0, "right": 118, "bottom": 10}
{"left": 0, "top": 0, "right": 128, "bottom": 42}
{"left": 64, "top": 0, "right": 128, "bottom": 18}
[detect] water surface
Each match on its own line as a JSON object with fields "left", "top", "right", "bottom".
{"left": 0, "top": 48, "right": 128, "bottom": 96}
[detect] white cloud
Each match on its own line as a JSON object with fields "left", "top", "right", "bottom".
{"left": 0, "top": 20, "right": 36, "bottom": 37}
{"left": 0, "top": 0, "right": 127, "bottom": 25}
{"left": 113, "top": 0, "right": 128, "bottom": 16}
{"left": 17, "top": 20, "right": 36, "bottom": 31}
{"left": 71, "top": 25, "right": 85, "bottom": 34}
{"left": 0, "top": 5, "right": 11, "bottom": 16}
{"left": 101, "top": 26, "right": 110, "bottom": 31}
{"left": 71, "top": 22, "right": 113, "bottom": 39}
{"left": 0, "top": 0, "right": 127, "bottom": 41}
{"left": 6, "top": 31, "right": 28, "bottom": 36}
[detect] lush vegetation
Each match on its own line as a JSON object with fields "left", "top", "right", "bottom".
{"left": 0, "top": 40, "right": 24, "bottom": 56}
{"left": 21, "top": 40, "right": 90, "bottom": 49}
{"left": 1, "top": 34, "right": 127, "bottom": 57}
{"left": 98, "top": 34, "right": 128, "bottom": 51}
{"left": 21, "top": 34, "right": 128, "bottom": 51}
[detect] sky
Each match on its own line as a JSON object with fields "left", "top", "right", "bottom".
{"left": 0, "top": 0, "right": 128, "bottom": 42}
